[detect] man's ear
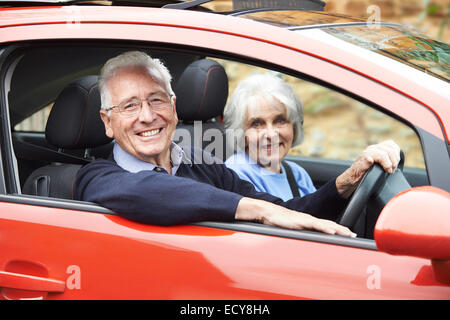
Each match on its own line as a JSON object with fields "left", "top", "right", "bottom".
{"left": 172, "top": 96, "right": 178, "bottom": 125}
{"left": 99, "top": 110, "right": 114, "bottom": 138}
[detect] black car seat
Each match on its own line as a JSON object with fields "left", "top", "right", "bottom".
{"left": 22, "top": 75, "right": 112, "bottom": 199}
{"left": 173, "top": 59, "right": 228, "bottom": 161}
{"left": 22, "top": 58, "right": 229, "bottom": 199}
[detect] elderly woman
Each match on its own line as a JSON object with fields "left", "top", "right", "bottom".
{"left": 224, "top": 73, "right": 316, "bottom": 201}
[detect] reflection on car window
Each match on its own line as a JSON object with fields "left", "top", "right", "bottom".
{"left": 323, "top": 26, "right": 449, "bottom": 82}
{"left": 213, "top": 58, "right": 425, "bottom": 169}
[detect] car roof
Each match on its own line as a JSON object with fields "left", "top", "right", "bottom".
{"left": 0, "top": 0, "right": 362, "bottom": 28}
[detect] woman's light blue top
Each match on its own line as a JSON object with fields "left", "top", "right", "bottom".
{"left": 225, "top": 152, "right": 316, "bottom": 201}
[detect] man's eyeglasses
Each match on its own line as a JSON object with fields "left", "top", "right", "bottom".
{"left": 106, "top": 92, "right": 173, "bottom": 117}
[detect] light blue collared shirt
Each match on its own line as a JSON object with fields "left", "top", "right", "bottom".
{"left": 225, "top": 152, "right": 316, "bottom": 201}
{"left": 113, "top": 142, "right": 190, "bottom": 175}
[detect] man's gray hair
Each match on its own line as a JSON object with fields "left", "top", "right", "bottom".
{"left": 98, "top": 51, "right": 174, "bottom": 111}
{"left": 223, "top": 72, "right": 304, "bottom": 151}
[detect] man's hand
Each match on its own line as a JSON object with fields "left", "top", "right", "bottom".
{"left": 336, "top": 140, "right": 401, "bottom": 199}
{"left": 235, "top": 197, "right": 357, "bottom": 237}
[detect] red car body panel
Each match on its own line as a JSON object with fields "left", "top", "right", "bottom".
{"left": 0, "top": 6, "right": 449, "bottom": 300}
{"left": 1, "top": 201, "right": 449, "bottom": 299}
{"left": 375, "top": 186, "right": 450, "bottom": 261}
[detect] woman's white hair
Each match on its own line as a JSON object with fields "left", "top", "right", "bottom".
{"left": 98, "top": 51, "right": 174, "bottom": 111}
{"left": 223, "top": 72, "right": 304, "bottom": 152}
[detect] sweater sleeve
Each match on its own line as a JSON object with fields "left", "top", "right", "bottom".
{"left": 74, "top": 159, "right": 242, "bottom": 226}
{"left": 75, "top": 157, "right": 348, "bottom": 226}
{"left": 219, "top": 164, "right": 348, "bottom": 221}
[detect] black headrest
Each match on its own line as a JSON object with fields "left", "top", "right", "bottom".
{"left": 46, "top": 75, "right": 112, "bottom": 150}
{"left": 174, "top": 59, "right": 228, "bottom": 121}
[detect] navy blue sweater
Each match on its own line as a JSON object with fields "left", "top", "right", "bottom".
{"left": 74, "top": 149, "right": 348, "bottom": 226}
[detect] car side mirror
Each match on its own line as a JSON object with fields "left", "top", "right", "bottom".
{"left": 374, "top": 186, "right": 450, "bottom": 285}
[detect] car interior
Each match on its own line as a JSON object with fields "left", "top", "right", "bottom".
{"left": 20, "top": 54, "right": 229, "bottom": 199}
{"left": 1, "top": 42, "right": 430, "bottom": 243}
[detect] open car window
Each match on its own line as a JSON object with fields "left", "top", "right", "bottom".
{"left": 212, "top": 58, "right": 427, "bottom": 170}
{"left": 14, "top": 56, "right": 427, "bottom": 170}
{"left": 1, "top": 43, "right": 431, "bottom": 245}
{"left": 14, "top": 102, "right": 53, "bottom": 133}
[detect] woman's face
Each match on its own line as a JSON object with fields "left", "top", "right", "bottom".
{"left": 244, "top": 96, "right": 294, "bottom": 172}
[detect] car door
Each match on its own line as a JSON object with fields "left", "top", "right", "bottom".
{"left": 1, "top": 6, "right": 449, "bottom": 300}
{"left": 2, "top": 198, "right": 449, "bottom": 300}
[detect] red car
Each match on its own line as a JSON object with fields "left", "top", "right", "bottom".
{"left": 0, "top": 0, "right": 449, "bottom": 300}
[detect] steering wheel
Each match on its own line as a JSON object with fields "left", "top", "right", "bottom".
{"left": 337, "top": 152, "right": 411, "bottom": 230}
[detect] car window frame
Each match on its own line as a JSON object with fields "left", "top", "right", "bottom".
{"left": 0, "top": 45, "right": 22, "bottom": 195}
{"left": 0, "top": 47, "right": 6, "bottom": 194}
{"left": 0, "top": 192, "right": 378, "bottom": 250}
{"left": 0, "top": 37, "right": 445, "bottom": 250}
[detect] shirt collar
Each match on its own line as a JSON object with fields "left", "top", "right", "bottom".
{"left": 235, "top": 151, "right": 284, "bottom": 176}
{"left": 113, "top": 142, "right": 191, "bottom": 174}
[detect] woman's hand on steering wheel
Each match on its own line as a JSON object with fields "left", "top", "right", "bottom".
{"left": 335, "top": 140, "right": 401, "bottom": 199}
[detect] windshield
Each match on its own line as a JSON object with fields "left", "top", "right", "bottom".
{"left": 321, "top": 25, "right": 449, "bottom": 82}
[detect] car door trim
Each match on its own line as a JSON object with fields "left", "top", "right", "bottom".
{"left": 0, "top": 193, "right": 377, "bottom": 251}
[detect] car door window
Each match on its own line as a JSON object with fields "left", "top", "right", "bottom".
{"left": 13, "top": 55, "right": 427, "bottom": 171}
{"left": 14, "top": 103, "right": 53, "bottom": 132}
{"left": 286, "top": 78, "right": 426, "bottom": 170}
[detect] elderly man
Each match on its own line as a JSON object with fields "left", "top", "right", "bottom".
{"left": 74, "top": 51, "right": 401, "bottom": 238}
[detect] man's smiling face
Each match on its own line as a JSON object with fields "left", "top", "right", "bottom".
{"left": 100, "top": 66, "right": 178, "bottom": 165}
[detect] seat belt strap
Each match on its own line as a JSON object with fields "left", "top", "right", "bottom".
{"left": 282, "top": 160, "right": 300, "bottom": 198}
